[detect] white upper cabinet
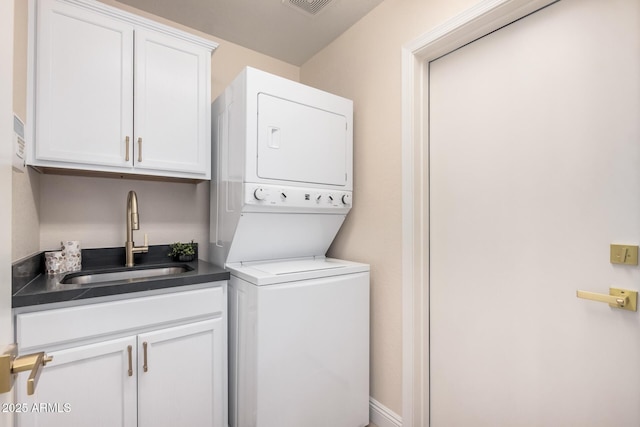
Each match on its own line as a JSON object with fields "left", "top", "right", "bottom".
{"left": 29, "top": 0, "right": 217, "bottom": 180}
{"left": 34, "top": 0, "right": 134, "bottom": 169}
{"left": 133, "top": 29, "right": 210, "bottom": 176}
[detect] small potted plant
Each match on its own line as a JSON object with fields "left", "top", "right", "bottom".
{"left": 168, "top": 240, "right": 197, "bottom": 262}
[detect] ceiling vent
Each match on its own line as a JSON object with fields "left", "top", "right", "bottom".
{"left": 282, "top": 0, "right": 336, "bottom": 17}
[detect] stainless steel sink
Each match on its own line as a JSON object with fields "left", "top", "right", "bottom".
{"left": 61, "top": 265, "right": 192, "bottom": 285}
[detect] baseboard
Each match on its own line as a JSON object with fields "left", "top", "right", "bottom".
{"left": 369, "top": 397, "right": 402, "bottom": 427}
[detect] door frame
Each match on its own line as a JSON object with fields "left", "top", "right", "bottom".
{"left": 400, "top": 1, "right": 556, "bottom": 425}
{"left": 0, "top": 0, "right": 14, "bottom": 423}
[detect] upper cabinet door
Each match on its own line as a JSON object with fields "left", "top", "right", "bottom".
{"left": 133, "top": 29, "right": 211, "bottom": 179}
{"left": 35, "top": 0, "right": 134, "bottom": 168}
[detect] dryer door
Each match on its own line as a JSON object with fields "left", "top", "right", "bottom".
{"left": 257, "top": 93, "right": 348, "bottom": 186}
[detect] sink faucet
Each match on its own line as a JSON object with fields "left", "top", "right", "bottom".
{"left": 125, "top": 190, "right": 149, "bottom": 267}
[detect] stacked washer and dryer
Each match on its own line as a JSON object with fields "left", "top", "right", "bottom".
{"left": 210, "top": 67, "right": 370, "bottom": 427}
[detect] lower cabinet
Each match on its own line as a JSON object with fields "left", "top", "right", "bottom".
{"left": 138, "top": 319, "right": 223, "bottom": 427}
{"left": 13, "top": 286, "right": 226, "bottom": 427}
{"left": 16, "top": 336, "right": 138, "bottom": 427}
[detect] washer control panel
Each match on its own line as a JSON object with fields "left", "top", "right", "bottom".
{"left": 245, "top": 184, "right": 352, "bottom": 210}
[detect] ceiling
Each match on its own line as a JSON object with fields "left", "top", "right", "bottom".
{"left": 118, "top": 0, "right": 385, "bottom": 65}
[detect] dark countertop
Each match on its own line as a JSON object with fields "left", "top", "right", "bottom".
{"left": 12, "top": 245, "right": 230, "bottom": 308}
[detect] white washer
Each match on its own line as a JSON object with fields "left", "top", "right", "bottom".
{"left": 227, "top": 257, "right": 369, "bottom": 427}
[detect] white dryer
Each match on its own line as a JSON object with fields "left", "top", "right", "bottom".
{"left": 210, "top": 67, "right": 370, "bottom": 427}
{"left": 210, "top": 66, "right": 354, "bottom": 267}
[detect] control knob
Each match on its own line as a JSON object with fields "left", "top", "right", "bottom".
{"left": 341, "top": 194, "right": 352, "bottom": 205}
{"left": 253, "top": 188, "right": 266, "bottom": 201}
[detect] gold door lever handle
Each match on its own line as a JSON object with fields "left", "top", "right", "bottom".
{"left": 0, "top": 345, "right": 53, "bottom": 396}
{"left": 576, "top": 287, "right": 637, "bottom": 311}
{"left": 13, "top": 352, "right": 53, "bottom": 396}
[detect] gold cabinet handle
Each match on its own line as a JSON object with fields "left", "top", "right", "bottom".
{"left": 127, "top": 345, "right": 133, "bottom": 377}
{"left": 125, "top": 136, "right": 130, "bottom": 162}
{"left": 137, "top": 137, "right": 142, "bottom": 163}
{"left": 142, "top": 341, "right": 148, "bottom": 372}
{"left": 0, "top": 345, "right": 53, "bottom": 396}
{"left": 576, "top": 287, "right": 637, "bottom": 311}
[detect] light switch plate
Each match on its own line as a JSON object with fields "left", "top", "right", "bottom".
{"left": 610, "top": 244, "right": 638, "bottom": 265}
{"left": 12, "top": 114, "right": 25, "bottom": 173}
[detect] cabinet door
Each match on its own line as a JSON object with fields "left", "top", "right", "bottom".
{"left": 16, "top": 336, "right": 137, "bottom": 427}
{"left": 34, "top": 0, "right": 134, "bottom": 169}
{"left": 134, "top": 29, "right": 210, "bottom": 179}
{"left": 137, "top": 319, "right": 223, "bottom": 427}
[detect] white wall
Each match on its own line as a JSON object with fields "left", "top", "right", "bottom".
{"left": 12, "top": 0, "right": 38, "bottom": 261}
{"left": 1, "top": 0, "right": 15, "bottom": 422}
{"left": 39, "top": 174, "right": 210, "bottom": 253}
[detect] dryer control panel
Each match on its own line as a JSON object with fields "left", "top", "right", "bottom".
{"left": 243, "top": 184, "right": 352, "bottom": 213}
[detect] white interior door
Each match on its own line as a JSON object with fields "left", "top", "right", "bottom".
{"left": 429, "top": 0, "right": 640, "bottom": 425}
{"left": 0, "top": 0, "right": 14, "bottom": 421}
